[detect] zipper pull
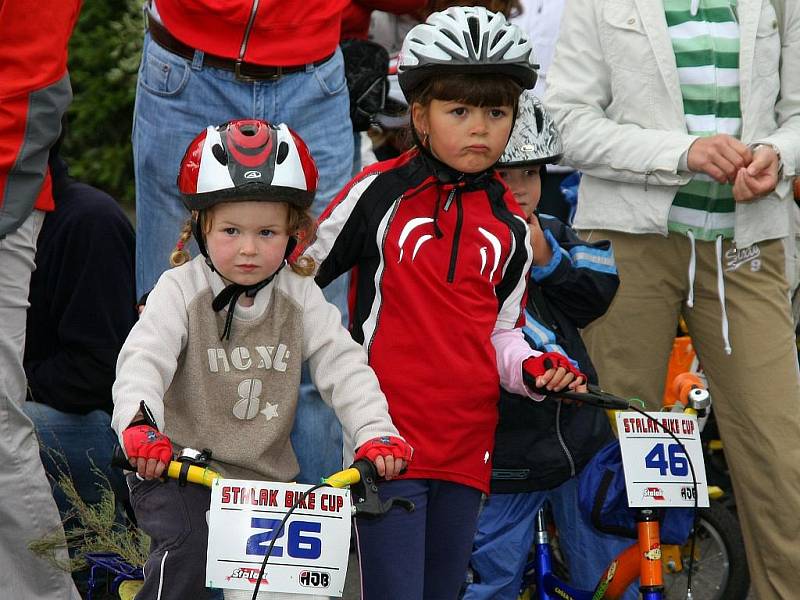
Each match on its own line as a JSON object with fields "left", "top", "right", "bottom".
{"left": 444, "top": 188, "right": 457, "bottom": 211}
{"left": 644, "top": 170, "right": 653, "bottom": 191}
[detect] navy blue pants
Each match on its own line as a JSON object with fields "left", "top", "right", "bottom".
{"left": 355, "top": 478, "right": 482, "bottom": 599}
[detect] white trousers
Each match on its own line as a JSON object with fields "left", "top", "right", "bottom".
{"left": 0, "top": 210, "right": 79, "bottom": 599}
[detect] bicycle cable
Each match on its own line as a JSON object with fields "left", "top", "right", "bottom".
{"left": 250, "top": 481, "right": 331, "bottom": 599}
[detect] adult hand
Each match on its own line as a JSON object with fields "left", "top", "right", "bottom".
{"left": 687, "top": 134, "right": 752, "bottom": 184}
{"left": 733, "top": 145, "right": 780, "bottom": 202}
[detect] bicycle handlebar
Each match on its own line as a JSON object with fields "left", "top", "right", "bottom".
{"left": 110, "top": 445, "right": 221, "bottom": 488}
{"left": 530, "top": 384, "right": 632, "bottom": 410}
{"left": 111, "top": 447, "right": 414, "bottom": 518}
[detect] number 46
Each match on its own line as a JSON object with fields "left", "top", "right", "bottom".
{"left": 645, "top": 443, "right": 689, "bottom": 477}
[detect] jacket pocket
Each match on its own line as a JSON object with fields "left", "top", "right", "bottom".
{"left": 601, "top": 1, "right": 657, "bottom": 74}
{"left": 138, "top": 34, "right": 192, "bottom": 97}
{"left": 755, "top": 2, "right": 781, "bottom": 76}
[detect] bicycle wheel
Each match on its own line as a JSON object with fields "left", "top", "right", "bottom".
{"left": 662, "top": 500, "right": 749, "bottom": 600}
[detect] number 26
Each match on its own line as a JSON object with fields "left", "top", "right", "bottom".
{"left": 245, "top": 518, "right": 322, "bottom": 559}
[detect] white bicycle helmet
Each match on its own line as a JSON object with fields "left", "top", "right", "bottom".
{"left": 397, "top": 6, "right": 538, "bottom": 97}
{"left": 498, "top": 91, "right": 563, "bottom": 167}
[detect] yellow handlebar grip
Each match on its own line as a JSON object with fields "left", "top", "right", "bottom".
{"left": 323, "top": 467, "right": 361, "bottom": 488}
{"left": 166, "top": 461, "right": 221, "bottom": 488}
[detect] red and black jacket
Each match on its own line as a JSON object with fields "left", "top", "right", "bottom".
{"left": 307, "top": 149, "right": 532, "bottom": 492}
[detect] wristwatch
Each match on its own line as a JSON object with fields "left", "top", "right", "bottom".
{"left": 750, "top": 143, "right": 784, "bottom": 178}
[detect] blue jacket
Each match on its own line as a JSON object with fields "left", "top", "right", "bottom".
{"left": 491, "top": 214, "right": 619, "bottom": 493}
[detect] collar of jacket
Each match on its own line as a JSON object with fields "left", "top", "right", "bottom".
{"left": 413, "top": 144, "right": 495, "bottom": 191}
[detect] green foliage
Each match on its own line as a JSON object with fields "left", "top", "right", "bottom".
{"left": 64, "top": 0, "right": 144, "bottom": 207}
{"left": 29, "top": 456, "right": 149, "bottom": 573}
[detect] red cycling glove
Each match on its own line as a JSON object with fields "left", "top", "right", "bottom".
{"left": 522, "top": 352, "right": 586, "bottom": 389}
{"left": 354, "top": 435, "right": 414, "bottom": 464}
{"left": 122, "top": 425, "right": 173, "bottom": 465}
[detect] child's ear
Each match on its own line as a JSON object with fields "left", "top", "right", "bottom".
{"left": 411, "top": 102, "right": 429, "bottom": 138}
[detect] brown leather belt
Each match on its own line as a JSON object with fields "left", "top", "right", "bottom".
{"left": 147, "top": 15, "right": 334, "bottom": 81}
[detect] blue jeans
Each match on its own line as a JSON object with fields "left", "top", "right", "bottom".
{"left": 23, "top": 401, "right": 125, "bottom": 519}
{"left": 132, "top": 31, "right": 352, "bottom": 483}
{"left": 464, "top": 477, "right": 639, "bottom": 600}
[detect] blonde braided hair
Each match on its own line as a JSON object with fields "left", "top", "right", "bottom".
{"left": 170, "top": 217, "right": 194, "bottom": 267}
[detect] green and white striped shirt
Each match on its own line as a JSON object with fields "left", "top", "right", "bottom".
{"left": 666, "top": 0, "right": 741, "bottom": 240}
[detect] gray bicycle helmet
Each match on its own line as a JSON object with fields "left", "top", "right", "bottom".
{"left": 498, "top": 91, "right": 563, "bottom": 167}
{"left": 397, "top": 6, "right": 538, "bottom": 97}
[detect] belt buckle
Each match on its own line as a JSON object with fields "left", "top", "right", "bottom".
{"left": 235, "top": 61, "right": 283, "bottom": 81}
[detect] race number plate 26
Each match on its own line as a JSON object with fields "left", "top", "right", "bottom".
{"left": 206, "top": 478, "right": 352, "bottom": 596}
{"left": 616, "top": 412, "right": 709, "bottom": 508}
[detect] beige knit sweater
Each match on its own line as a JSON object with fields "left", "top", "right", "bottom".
{"left": 112, "top": 256, "right": 398, "bottom": 481}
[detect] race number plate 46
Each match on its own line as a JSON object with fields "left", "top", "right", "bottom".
{"left": 206, "top": 478, "right": 352, "bottom": 596}
{"left": 616, "top": 412, "right": 709, "bottom": 508}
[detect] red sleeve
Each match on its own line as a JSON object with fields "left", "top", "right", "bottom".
{"left": 0, "top": 0, "right": 81, "bottom": 231}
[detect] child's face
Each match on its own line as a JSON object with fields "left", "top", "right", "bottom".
{"left": 204, "top": 201, "right": 291, "bottom": 286}
{"left": 413, "top": 99, "right": 514, "bottom": 173}
{"left": 497, "top": 166, "right": 542, "bottom": 220}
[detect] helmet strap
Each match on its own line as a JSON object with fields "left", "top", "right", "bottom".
{"left": 209, "top": 234, "right": 299, "bottom": 341}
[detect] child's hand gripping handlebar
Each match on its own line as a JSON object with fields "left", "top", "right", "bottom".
{"left": 112, "top": 446, "right": 414, "bottom": 518}
{"left": 528, "top": 383, "right": 633, "bottom": 410}
{"left": 323, "top": 459, "right": 415, "bottom": 518}
{"left": 111, "top": 445, "right": 221, "bottom": 488}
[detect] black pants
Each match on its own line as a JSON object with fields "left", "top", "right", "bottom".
{"left": 127, "top": 474, "right": 215, "bottom": 599}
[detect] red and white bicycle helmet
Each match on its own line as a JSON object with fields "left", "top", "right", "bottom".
{"left": 177, "top": 119, "right": 318, "bottom": 210}
{"left": 397, "top": 6, "right": 538, "bottom": 97}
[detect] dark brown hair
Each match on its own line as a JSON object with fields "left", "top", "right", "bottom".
{"left": 406, "top": 73, "right": 522, "bottom": 110}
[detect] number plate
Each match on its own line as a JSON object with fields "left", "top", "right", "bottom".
{"left": 616, "top": 412, "right": 709, "bottom": 508}
{"left": 206, "top": 478, "right": 352, "bottom": 596}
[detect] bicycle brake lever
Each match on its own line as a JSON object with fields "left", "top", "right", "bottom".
{"left": 348, "top": 460, "right": 415, "bottom": 519}
{"left": 529, "top": 385, "right": 631, "bottom": 410}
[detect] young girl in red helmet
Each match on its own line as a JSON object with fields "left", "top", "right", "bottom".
{"left": 111, "top": 119, "right": 412, "bottom": 600}
{"left": 303, "top": 7, "right": 586, "bottom": 599}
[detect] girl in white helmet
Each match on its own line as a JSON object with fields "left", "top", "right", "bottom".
{"left": 303, "top": 8, "right": 584, "bottom": 599}
{"left": 111, "top": 119, "right": 412, "bottom": 600}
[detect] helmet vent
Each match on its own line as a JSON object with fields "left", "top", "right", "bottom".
{"left": 534, "top": 106, "right": 544, "bottom": 134}
{"left": 491, "top": 30, "right": 504, "bottom": 50}
{"left": 276, "top": 141, "right": 290, "bottom": 164}
{"left": 211, "top": 143, "right": 228, "bottom": 165}
{"left": 440, "top": 28, "right": 460, "bottom": 47}
{"left": 467, "top": 16, "right": 480, "bottom": 54}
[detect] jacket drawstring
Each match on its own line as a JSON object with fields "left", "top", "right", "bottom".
{"left": 715, "top": 235, "right": 732, "bottom": 355}
{"left": 686, "top": 229, "right": 697, "bottom": 308}
{"left": 690, "top": 0, "right": 699, "bottom": 16}
{"left": 684, "top": 230, "right": 732, "bottom": 355}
